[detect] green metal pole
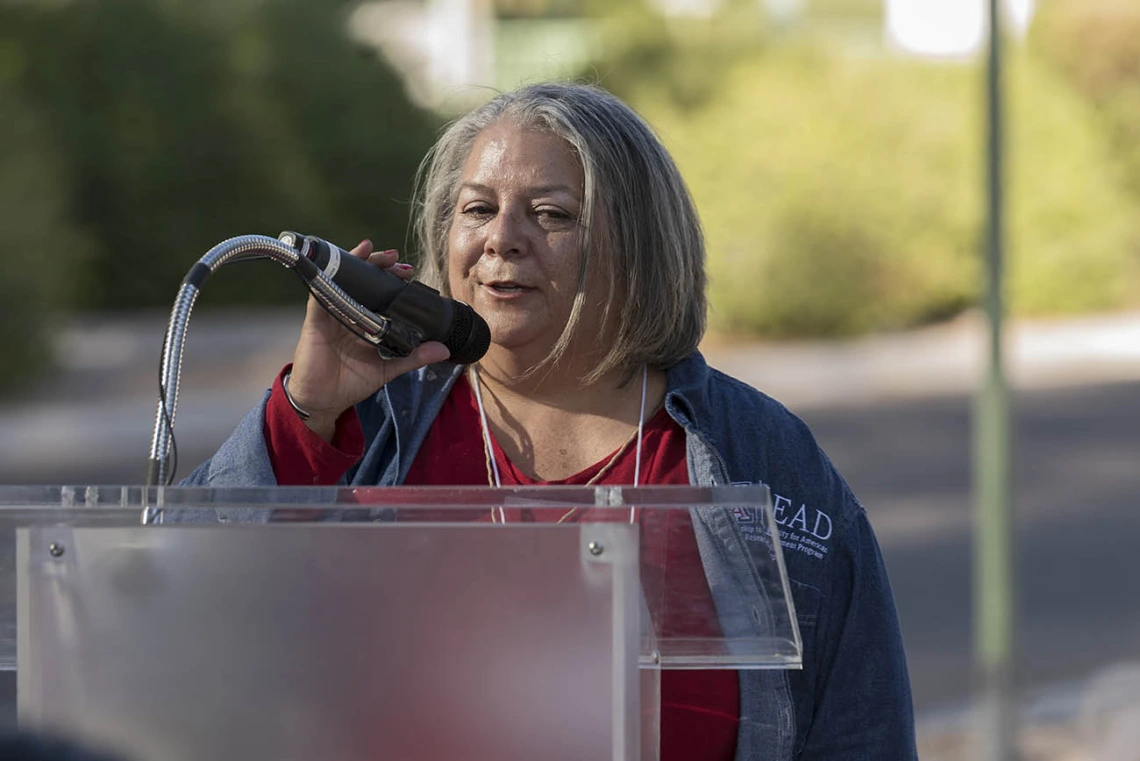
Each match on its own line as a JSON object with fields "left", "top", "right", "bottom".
{"left": 975, "top": 0, "right": 1016, "bottom": 759}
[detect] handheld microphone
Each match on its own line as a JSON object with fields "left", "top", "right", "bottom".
{"left": 279, "top": 232, "right": 491, "bottom": 365}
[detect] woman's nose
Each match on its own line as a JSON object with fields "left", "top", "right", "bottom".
{"left": 484, "top": 209, "right": 525, "bottom": 258}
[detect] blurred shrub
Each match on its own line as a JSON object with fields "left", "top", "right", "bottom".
{"left": 1030, "top": 0, "right": 1140, "bottom": 101}
{"left": 0, "top": 0, "right": 438, "bottom": 390}
{"left": 0, "top": 88, "right": 92, "bottom": 394}
{"left": 1005, "top": 50, "right": 1140, "bottom": 314}
{"left": 0, "top": 0, "right": 438, "bottom": 312}
{"left": 595, "top": 17, "right": 1140, "bottom": 337}
{"left": 1030, "top": 0, "right": 1140, "bottom": 196}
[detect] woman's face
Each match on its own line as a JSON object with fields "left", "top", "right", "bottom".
{"left": 447, "top": 120, "right": 603, "bottom": 362}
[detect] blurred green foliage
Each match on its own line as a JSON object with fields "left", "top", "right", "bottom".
{"left": 0, "top": 0, "right": 438, "bottom": 392}
{"left": 0, "top": 88, "right": 91, "bottom": 393}
{"left": 3, "top": 0, "right": 1140, "bottom": 393}
{"left": 1030, "top": 0, "right": 1140, "bottom": 197}
{"left": 591, "top": 0, "right": 1140, "bottom": 337}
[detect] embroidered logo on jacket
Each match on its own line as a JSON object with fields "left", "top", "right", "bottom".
{"left": 732, "top": 487, "right": 833, "bottom": 562}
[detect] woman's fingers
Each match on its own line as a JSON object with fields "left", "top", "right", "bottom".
{"left": 366, "top": 249, "right": 416, "bottom": 281}
{"left": 389, "top": 262, "right": 415, "bottom": 281}
{"left": 348, "top": 239, "right": 374, "bottom": 259}
{"left": 380, "top": 341, "right": 451, "bottom": 382}
{"left": 346, "top": 241, "right": 413, "bottom": 281}
{"left": 366, "top": 248, "right": 398, "bottom": 267}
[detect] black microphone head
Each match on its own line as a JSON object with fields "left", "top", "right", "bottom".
{"left": 446, "top": 302, "right": 491, "bottom": 364}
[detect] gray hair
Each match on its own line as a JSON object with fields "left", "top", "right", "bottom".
{"left": 414, "top": 82, "right": 706, "bottom": 383}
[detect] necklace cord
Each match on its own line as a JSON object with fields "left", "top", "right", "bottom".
{"left": 470, "top": 366, "right": 504, "bottom": 523}
{"left": 472, "top": 365, "right": 647, "bottom": 525}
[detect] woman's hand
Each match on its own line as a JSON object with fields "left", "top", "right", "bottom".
{"left": 285, "top": 240, "right": 451, "bottom": 441}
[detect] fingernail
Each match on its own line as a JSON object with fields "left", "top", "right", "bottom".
{"left": 396, "top": 263, "right": 414, "bottom": 271}
{"left": 359, "top": 239, "right": 372, "bottom": 248}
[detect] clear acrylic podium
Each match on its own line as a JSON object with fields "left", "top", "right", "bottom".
{"left": 0, "top": 484, "right": 800, "bottom": 761}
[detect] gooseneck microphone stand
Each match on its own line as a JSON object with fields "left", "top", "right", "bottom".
{"left": 142, "top": 233, "right": 401, "bottom": 521}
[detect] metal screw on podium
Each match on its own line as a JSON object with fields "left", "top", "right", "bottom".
{"left": 588, "top": 541, "right": 604, "bottom": 556}
{"left": 48, "top": 543, "right": 65, "bottom": 558}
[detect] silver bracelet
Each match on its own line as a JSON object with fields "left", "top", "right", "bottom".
{"left": 281, "top": 372, "right": 312, "bottom": 421}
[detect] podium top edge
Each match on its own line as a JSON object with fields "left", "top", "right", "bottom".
{"left": 0, "top": 484, "right": 772, "bottom": 510}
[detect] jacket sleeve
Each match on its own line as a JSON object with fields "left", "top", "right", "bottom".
{"left": 797, "top": 507, "right": 918, "bottom": 759}
{"left": 180, "top": 390, "right": 278, "bottom": 487}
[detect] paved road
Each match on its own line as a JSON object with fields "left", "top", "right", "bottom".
{"left": 795, "top": 381, "right": 1140, "bottom": 714}
{"left": 2, "top": 309, "right": 1138, "bottom": 728}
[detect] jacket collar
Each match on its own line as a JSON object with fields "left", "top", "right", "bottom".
{"left": 663, "top": 352, "right": 713, "bottom": 434}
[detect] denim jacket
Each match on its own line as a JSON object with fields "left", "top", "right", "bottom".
{"left": 185, "top": 352, "right": 917, "bottom": 760}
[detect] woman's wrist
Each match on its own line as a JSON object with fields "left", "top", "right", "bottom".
{"left": 281, "top": 372, "right": 311, "bottom": 420}
{"left": 282, "top": 371, "right": 340, "bottom": 442}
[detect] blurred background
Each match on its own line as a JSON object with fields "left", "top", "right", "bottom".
{"left": 1, "top": 0, "right": 1139, "bottom": 758}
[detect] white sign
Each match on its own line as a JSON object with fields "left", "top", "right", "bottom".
{"left": 886, "top": 0, "right": 1036, "bottom": 58}
{"left": 886, "top": 0, "right": 986, "bottom": 57}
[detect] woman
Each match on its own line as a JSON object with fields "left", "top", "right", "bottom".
{"left": 186, "top": 82, "right": 917, "bottom": 760}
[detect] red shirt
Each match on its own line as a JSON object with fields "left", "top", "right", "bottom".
{"left": 266, "top": 368, "right": 741, "bottom": 760}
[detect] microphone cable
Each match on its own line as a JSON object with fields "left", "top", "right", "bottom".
{"left": 152, "top": 257, "right": 405, "bottom": 485}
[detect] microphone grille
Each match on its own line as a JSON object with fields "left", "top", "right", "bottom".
{"left": 446, "top": 303, "right": 491, "bottom": 365}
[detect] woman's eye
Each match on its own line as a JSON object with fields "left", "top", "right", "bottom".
{"left": 536, "top": 207, "right": 573, "bottom": 222}
{"left": 462, "top": 203, "right": 494, "bottom": 217}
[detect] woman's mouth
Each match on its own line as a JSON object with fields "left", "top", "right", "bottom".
{"left": 484, "top": 280, "right": 531, "bottom": 295}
